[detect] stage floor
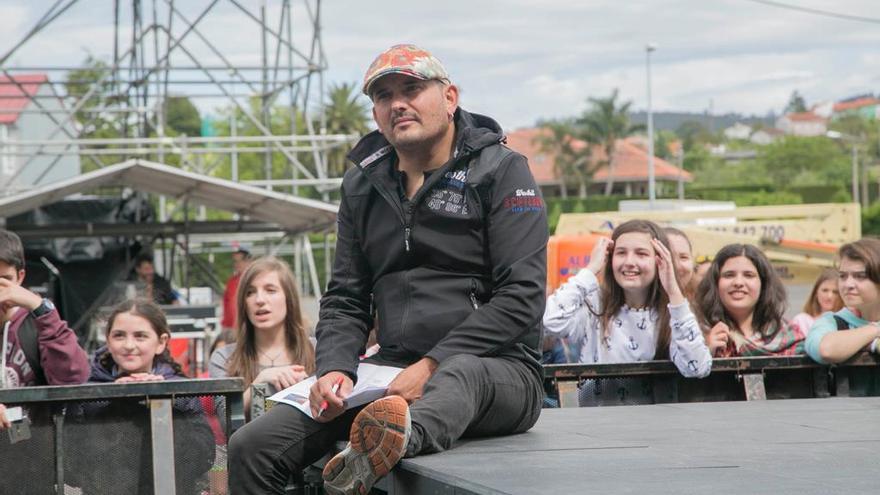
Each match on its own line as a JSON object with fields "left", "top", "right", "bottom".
{"left": 388, "top": 397, "right": 880, "bottom": 494}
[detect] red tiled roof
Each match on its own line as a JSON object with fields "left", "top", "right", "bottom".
{"left": 0, "top": 74, "right": 47, "bottom": 124}
{"left": 592, "top": 140, "right": 691, "bottom": 181}
{"left": 833, "top": 97, "right": 880, "bottom": 113}
{"left": 783, "top": 111, "right": 826, "bottom": 122}
{"left": 505, "top": 128, "right": 566, "bottom": 184}
{"left": 505, "top": 128, "right": 692, "bottom": 185}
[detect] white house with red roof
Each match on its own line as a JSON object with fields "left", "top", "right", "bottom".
{"left": 0, "top": 74, "right": 80, "bottom": 193}
{"left": 505, "top": 128, "right": 692, "bottom": 197}
{"left": 775, "top": 111, "right": 827, "bottom": 137}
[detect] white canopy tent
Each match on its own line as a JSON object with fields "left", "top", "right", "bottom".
{"left": 0, "top": 159, "right": 338, "bottom": 234}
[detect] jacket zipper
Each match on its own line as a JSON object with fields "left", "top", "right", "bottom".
{"left": 469, "top": 279, "right": 479, "bottom": 310}
{"left": 360, "top": 146, "right": 476, "bottom": 253}
{"left": 469, "top": 292, "right": 479, "bottom": 310}
{"left": 403, "top": 150, "right": 475, "bottom": 252}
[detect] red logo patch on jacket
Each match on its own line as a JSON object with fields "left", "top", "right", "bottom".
{"left": 503, "top": 189, "right": 544, "bottom": 213}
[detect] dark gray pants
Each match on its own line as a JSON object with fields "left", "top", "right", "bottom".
{"left": 228, "top": 354, "right": 543, "bottom": 494}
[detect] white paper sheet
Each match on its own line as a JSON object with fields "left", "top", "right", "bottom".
{"left": 268, "top": 363, "right": 404, "bottom": 419}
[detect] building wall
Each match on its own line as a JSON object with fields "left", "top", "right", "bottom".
{"left": 750, "top": 131, "right": 777, "bottom": 145}
{"left": 778, "top": 116, "right": 826, "bottom": 137}
{"left": 4, "top": 84, "right": 81, "bottom": 190}
{"left": 0, "top": 124, "right": 14, "bottom": 181}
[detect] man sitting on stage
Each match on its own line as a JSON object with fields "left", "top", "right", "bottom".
{"left": 228, "top": 43, "right": 549, "bottom": 494}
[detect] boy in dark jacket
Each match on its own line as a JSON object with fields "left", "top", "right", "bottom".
{"left": 229, "top": 44, "right": 548, "bottom": 494}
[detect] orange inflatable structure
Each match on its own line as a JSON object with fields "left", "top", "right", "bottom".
{"left": 546, "top": 233, "right": 609, "bottom": 293}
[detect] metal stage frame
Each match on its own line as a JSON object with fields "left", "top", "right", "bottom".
{"left": 0, "top": 0, "right": 353, "bottom": 300}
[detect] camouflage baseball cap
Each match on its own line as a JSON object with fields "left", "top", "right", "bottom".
{"left": 362, "top": 44, "right": 450, "bottom": 96}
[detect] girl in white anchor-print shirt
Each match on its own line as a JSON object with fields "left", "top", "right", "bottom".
{"left": 543, "top": 220, "right": 712, "bottom": 381}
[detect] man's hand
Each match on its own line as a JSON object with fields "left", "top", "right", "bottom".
{"left": 706, "top": 322, "right": 731, "bottom": 356}
{"left": 255, "top": 365, "right": 308, "bottom": 391}
{"left": 0, "top": 278, "right": 42, "bottom": 314}
{"left": 309, "top": 371, "right": 353, "bottom": 423}
{"left": 387, "top": 357, "right": 438, "bottom": 404}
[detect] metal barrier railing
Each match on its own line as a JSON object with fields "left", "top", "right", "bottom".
{"left": 544, "top": 352, "right": 880, "bottom": 407}
{"left": 0, "top": 378, "right": 244, "bottom": 495}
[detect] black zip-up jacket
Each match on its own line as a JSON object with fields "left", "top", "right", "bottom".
{"left": 315, "top": 108, "right": 548, "bottom": 380}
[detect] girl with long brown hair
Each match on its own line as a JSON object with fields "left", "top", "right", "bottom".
{"left": 209, "top": 256, "right": 315, "bottom": 411}
{"left": 543, "top": 220, "right": 712, "bottom": 390}
{"left": 697, "top": 244, "right": 802, "bottom": 357}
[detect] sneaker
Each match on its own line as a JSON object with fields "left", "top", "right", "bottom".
{"left": 322, "top": 395, "right": 411, "bottom": 495}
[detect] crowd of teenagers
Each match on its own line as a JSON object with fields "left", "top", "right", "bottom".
{"left": 543, "top": 219, "right": 880, "bottom": 369}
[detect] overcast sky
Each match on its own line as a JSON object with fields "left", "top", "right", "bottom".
{"left": 1, "top": 0, "right": 879, "bottom": 130}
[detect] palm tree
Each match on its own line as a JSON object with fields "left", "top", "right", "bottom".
{"left": 534, "top": 120, "right": 592, "bottom": 198}
{"left": 322, "top": 82, "right": 370, "bottom": 177}
{"left": 578, "top": 89, "right": 644, "bottom": 196}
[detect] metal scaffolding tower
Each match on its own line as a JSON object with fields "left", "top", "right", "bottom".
{"left": 0, "top": 0, "right": 351, "bottom": 298}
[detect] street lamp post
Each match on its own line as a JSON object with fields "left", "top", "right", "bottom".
{"left": 646, "top": 43, "right": 657, "bottom": 207}
{"left": 826, "top": 130, "right": 860, "bottom": 205}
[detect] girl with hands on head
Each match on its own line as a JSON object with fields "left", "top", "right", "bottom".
{"left": 543, "top": 219, "right": 712, "bottom": 396}
{"left": 695, "top": 244, "right": 803, "bottom": 357}
{"left": 209, "top": 257, "right": 315, "bottom": 414}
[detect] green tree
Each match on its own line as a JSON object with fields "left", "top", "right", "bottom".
{"left": 322, "top": 82, "right": 370, "bottom": 176}
{"left": 164, "top": 96, "right": 202, "bottom": 137}
{"left": 209, "top": 100, "right": 327, "bottom": 200}
{"left": 682, "top": 145, "right": 714, "bottom": 173}
{"left": 676, "top": 120, "right": 713, "bottom": 151}
{"left": 65, "top": 56, "right": 117, "bottom": 132}
{"left": 654, "top": 129, "right": 677, "bottom": 160}
{"left": 534, "top": 119, "right": 592, "bottom": 198}
{"left": 784, "top": 90, "right": 807, "bottom": 114}
{"left": 577, "top": 89, "right": 644, "bottom": 196}
{"left": 64, "top": 56, "right": 131, "bottom": 170}
{"left": 758, "top": 136, "right": 849, "bottom": 188}
{"left": 829, "top": 114, "right": 880, "bottom": 162}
